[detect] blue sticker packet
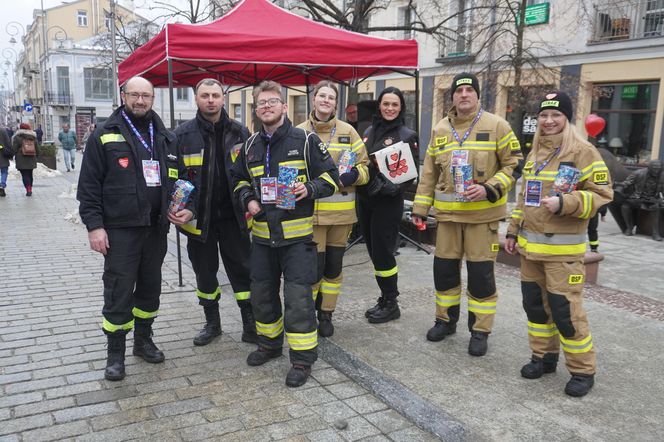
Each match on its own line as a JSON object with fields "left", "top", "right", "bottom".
{"left": 277, "top": 165, "right": 299, "bottom": 210}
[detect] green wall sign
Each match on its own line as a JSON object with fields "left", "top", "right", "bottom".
{"left": 621, "top": 85, "right": 638, "bottom": 100}
{"left": 524, "top": 3, "right": 550, "bottom": 26}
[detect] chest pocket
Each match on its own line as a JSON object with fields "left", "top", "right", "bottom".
{"left": 247, "top": 151, "right": 265, "bottom": 178}
{"left": 472, "top": 151, "right": 490, "bottom": 182}
{"left": 434, "top": 152, "right": 452, "bottom": 191}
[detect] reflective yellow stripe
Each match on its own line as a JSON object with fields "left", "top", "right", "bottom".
{"left": 312, "top": 287, "right": 319, "bottom": 302}
{"left": 252, "top": 220, "right": 270, "bottom": 239}
{"left": 182, "top": 154, "right": 203, "bottom": 167}
{"left": 414, "top": 194, "right": 434, "bottom": 205}
{"left": 100, "top": 133, "right": 126, "bottom": 144}
{"left": 524, "top": 171, "right": 558, "bottom": 181}
{"left": 233, "top": 180, "right": 251, "bottom": 193}
{"left": 256, "top": 316, "right": 284, "bottom": 338}
{"left": 438, "top": 144, "right": 496, "bottom": 155}
{"left": 511, "top": 209, "right": 524, "bottom": 220}
{"left": 560, "top": 334, "right": 593, "bottom": 354}
{"left": 375, "top": 266, "right": 398, "bottom": 277}
{"left": 578, "top": 190, "right": 593, "bottom": 219}
{"left": 317, "top": 201, "right": 355, "bottom": 211}
{"left": 350, "top": 139, "right": 364, "bottom": 153}
{"left": 320, "top": 172, "right": 339, "bottom": 193}
{"left": 102, "top": 318, "right": 134, "bottom": 332}
{"left": 517, "top": 235, "right": 586, "bottom": 255}
{"left": 282, "top": 217, "right": 313, "bottom": 239}
{"left": 280, "top": 160, "right": 306, "bottom": 169}
{"left": 435, "top": 291, "right": 461, "bottom": 307}
{"left": 180, "top": 220, "right": 201, "bottom": 235}
{"left": 286, "top": 330, "right": 318, "bottom": 351}
{"left": 196, "top": 287, "right": 221, "bottom": 301}
{"left": 497, "top": 131, "right": 518, "bottom": 150}
{"left": 235, "top": 291, "right": 250, "bottom": 301}
{"left": 527, "top": 321, "right": 559, "bottom": 337}
{"left": 250, "top": 165, "right": 265, "bottom": 177}
{"left": 580, "top": 161, "right": 608, "bottom": 181}
{"left": 321, "top": 281, "right": 341, "bottom": 295}
{"left": 132, "top": 307, "right": 158, "bottom": 319}
{"left": 468, "top": 299, "right": 496, "bottom": 314}
{"left": 434, "top": 193, "right": 507, "bottom": 211}
{"left": 493, "top": 172, "right": 511, "bottom": 190}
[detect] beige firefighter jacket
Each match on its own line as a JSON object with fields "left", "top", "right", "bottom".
{"left": 297, "top": 113, "right": 369, "bottom": 225}
{"left": 506, "top": 133, "right": 614, "bottom": 262}
{"left": 413, "top": 104, "right": 522, "bottom": 223}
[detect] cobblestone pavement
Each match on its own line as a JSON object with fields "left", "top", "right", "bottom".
{"left": 0, "top": 169, "right": 438, "bottom": 442}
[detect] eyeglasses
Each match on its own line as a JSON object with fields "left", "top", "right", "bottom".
{"left": 125, "top": 92, "right": 154, "bottom": 101}
{"left": 256, "top": 98, "right": 283, "bottom": 108}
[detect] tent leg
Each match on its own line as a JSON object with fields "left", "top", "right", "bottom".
{"left": 167, "top": 58, "right": 183, "bottom": 287}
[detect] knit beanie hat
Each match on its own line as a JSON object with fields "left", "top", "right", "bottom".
{"left": 19, "top": 123, "right": 31, "bottom": 130}
{"left": 450, "top": 72, "right": 480, "bottom": 98}
{"left": 539, "top": 91, "right": 573, "bottom": 122}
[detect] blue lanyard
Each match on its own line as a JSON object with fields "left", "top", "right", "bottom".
{"left": 263, "top": 132, "right": 273, "bottom": 176}
{"left": 534, "top": 147, "right": 561, "bottom": 176}
{"left": 451, "top": 108, "right": 483, "bottom": 147}
{"left": 309, "top": 121, "right": 336, "bottom": 151}
{"left": 121, "top": 110, "right": 154, "bottom": 159}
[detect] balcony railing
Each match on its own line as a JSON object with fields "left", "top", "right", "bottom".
{"left": 45, "top": 91, "right": 73, "bottom": 106}
{"left": 590, "top": 0, "right": 664, "bottom": 43}
{"left": 435, "top": 28, "right": 474, "bottom": 64}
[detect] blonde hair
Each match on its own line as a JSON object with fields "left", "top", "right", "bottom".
{"left": 530, "top": 116, "right": 586, "bottom": 158}
{"left": 252, "top": 80, "right": 284, "bottom": 102}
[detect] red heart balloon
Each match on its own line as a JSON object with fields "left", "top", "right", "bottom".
{"left": 584, "top": 114, "right": 606, "bottom": 137}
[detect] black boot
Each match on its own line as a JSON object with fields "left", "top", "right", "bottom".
{"left": 621, "top": 205, "right": 634, "bottom": 235}
{"left": 364, "top": 295, "right": 385, "bottom": 318}
{"left": 238, "top": 300, "right": 258, "bottom": 344}
{"left": 105, "top": 332, "right": 126, "bottom": 381}
{"left": 133, "top": 321, "right": 165, "bottom": 363}
{"left": 520, "top": 353, "right": 558, "bottom": 379}
{"left": 468, "top": 331, "right": 489, "bottom": 356}
{"left": 246, "top": 346, "right": 282, "bottom": 366}
{"left": 426, "top": 319, "right": 457, "bottom": 342}
{"left": 318, "top": 311, "right": 334, "bottom": 337}
{"left": 193, "top": 304, "right": 222, "bottom": 346}
{"left": 367, "top": 297, "right": 400, "bottom": 324}
{"left": 565, "top": 373, "right": 595, "bottom": 397}
{"left": 285, "top": 364, "right": 312, "bottom": 388}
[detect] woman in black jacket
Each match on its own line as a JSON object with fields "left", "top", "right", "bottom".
{"left": 358, "top": 87, "right": 419, "bottom": 324}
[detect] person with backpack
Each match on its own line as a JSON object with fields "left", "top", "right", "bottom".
{"left": 0, "top": 128, "right": 12, "bottom": 197}
{"left": 12, "top": 123, "right": 39, "bottom": 197}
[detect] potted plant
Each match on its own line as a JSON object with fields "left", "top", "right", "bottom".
{"left": 37, "top": 141, "right": 58, "bottom": 170}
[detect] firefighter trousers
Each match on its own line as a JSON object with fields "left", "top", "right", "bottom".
{"left": 520, "top": 256, "right": 596, "bottom": 375}
{"left": 186, "top": 217, "right": 251, "bottom": 306}
{"left": 312, "top": 224, "right": 352, "bottom": 311}
{"left": 101, "top": 225, "right": 167, "bottom": 334}
{"left": 250, "top": 241, "right": 318, "bottom": 366}
{"left": 433, "top": 221, "right": 499, "bottom": 333}
{"left": 357, "top": 195, "right": 402, "bottom": 299}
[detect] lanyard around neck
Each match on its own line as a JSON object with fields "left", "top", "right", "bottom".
{"left": 534, "top": 147, "right": 561, "bottom": 176}
{"left": 121, "top": 110, "right": 154, "bottom": 159}
{"left": 450, "top": 108, "right": 483, "bottom": 147}
{"left": 309, "top": 121, "right": 336, "bottom": 151}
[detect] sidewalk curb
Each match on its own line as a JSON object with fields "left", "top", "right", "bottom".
{"left": 319, "top": 338, "right": 469, "bottom": 441}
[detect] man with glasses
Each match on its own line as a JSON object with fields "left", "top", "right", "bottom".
{"left": 168, "top": 78, "right": 257, "bottom": 347}
{"left": 78, "top": 76, "right": 185, "bottom": 381}
{"left": 231, "top": 80, "right": 339, "bottom": 387}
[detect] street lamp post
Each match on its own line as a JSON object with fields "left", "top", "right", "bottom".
{"left": 41, "top": 23, "right": 69, "bottom": 140}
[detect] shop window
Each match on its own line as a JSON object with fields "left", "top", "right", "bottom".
{"left": 291, "top": 95, "right": 307, "bottom": 126}
{"left": 402, "top": 90, "right": 417, "bottom": 131}
{"left": 591, "top": 82, "right": 659, "bottom": 164}
{"left": 233, "top": 104, "right": 242, "bottom": 122}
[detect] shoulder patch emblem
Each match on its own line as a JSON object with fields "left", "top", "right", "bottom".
{"left": 510, "top": 140, "right": 521, "bottom": 151}
{"left": 435, "top": 136, "right": 448, "bottom": 147}
{"left": 568, "top": 274, "right": 584, "bottom": 285}
{"left": 524, "top": 160, "right": 534, "bottom": 170}
{"left": 593, "top": 171, "right": 609, "bottom": 185}
{"left": 318, "top": 142, "right": 328, "bottom": 155}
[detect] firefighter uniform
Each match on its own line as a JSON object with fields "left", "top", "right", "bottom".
{"left": 412, "top": 104, "right": 522, "bottom": 339}
{"left": 507, "top": 132, "right": 613, "bottom": 377}
{"left": 175, "top": 110, "right": 256, "bottom": 344}
{"left": 296, "top": 113, "right": 369, "bottom": 321}
{"left": 231, "top": 118, "right": 338, "bottom": 366}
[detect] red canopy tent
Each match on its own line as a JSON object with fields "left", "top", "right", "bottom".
{"left": 118, "top": 0, "right": 418, "bottom": 89}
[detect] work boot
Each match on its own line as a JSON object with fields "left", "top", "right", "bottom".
{"left": 426, "top": 319, "right": 457, "bottom": 342}
{"left": 565, "top": 373, "right": 595, "bottom": 397}
{"left": 133, "top": 322, "right": 165, "bottom": 363}
{"left": 364, "top": 295, "right": 385, "bottom": 318}
{"left": 246, "top": 346, "right": 282, "bottom": 366}
{"left": 318, "top": 311, "right": 334, "bottom": 337}
{"left": 520, "top": 353, "right": 558, "bottom": 379}
{"left": 193, "top": 304, "right": 222, "bottom": 346}
{"left": 238, "top": 300, "right": 258, "bottom": 344}
{"left": 468, "top": 331, "right": 489, "bottom": 356}
{"left": 285, "top": 364, "right": 311, "bottom": 388}
{"left": 367, "top": 298, "right": 400, "bottom": 324}
{"left": 104, "top": 333, "right": 126, "bottom": 381}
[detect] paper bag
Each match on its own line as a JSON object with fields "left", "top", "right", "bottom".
{"left": 373, "top": 141, "right": 418, "bottom": 184}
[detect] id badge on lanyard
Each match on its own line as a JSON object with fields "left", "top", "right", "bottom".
{"left": 260, "top": 177, "right": 277, "bottom": 204}
{"left": 142, "top": 160, "right": 161, "bottom": 187}
{"left": 525, "top": 180, "right": 542, "bottom": 207}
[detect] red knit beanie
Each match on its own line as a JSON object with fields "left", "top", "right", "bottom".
{"left": 19, "top": 123, "right": 31, "bottom": 130}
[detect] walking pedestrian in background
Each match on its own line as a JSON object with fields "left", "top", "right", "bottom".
{"left": 12, "top": 123, "right": 39, "bottom": 197}
{"left": 58, "top": 123, "right": 77, "bottom": 172}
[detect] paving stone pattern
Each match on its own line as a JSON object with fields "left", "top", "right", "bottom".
{"left": 0, "top": 170, "right": 437, "bottom": 441}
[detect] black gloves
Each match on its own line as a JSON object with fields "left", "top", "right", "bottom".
{"left": 339, "top": 167, "right": 359, "bottom": 188}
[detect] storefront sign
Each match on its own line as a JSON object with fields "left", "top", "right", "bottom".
{"left": 522, "top": 115, "right": 538, "bottom": 134}
{"left": 621, "top": 85, "right": 638, "bottom": 100}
